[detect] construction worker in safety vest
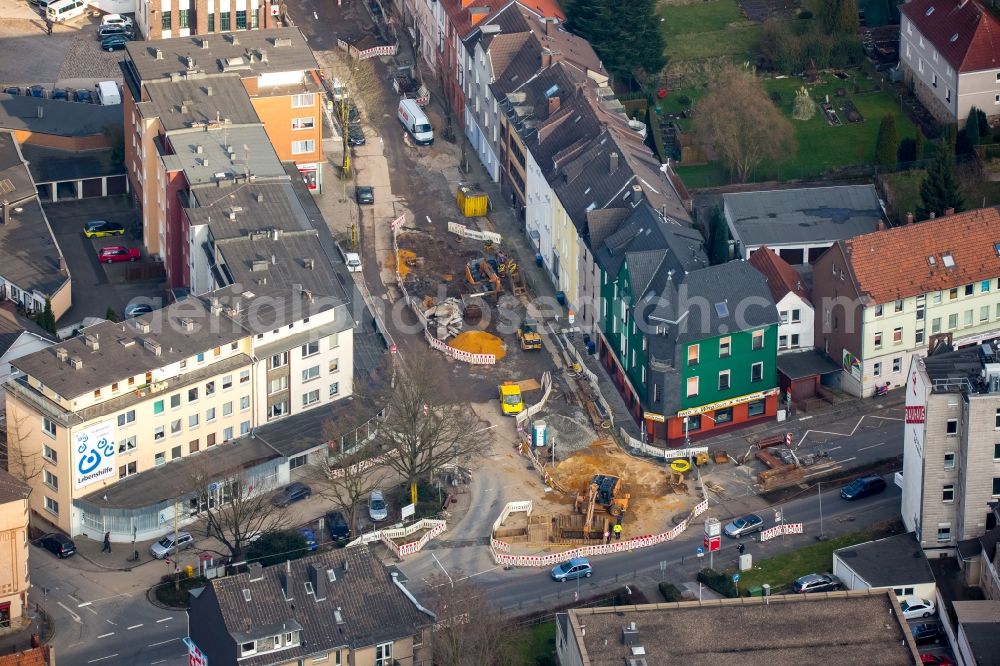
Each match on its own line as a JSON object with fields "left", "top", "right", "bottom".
{"left": 613, "top": 523, "right": 623, "bottom": 540}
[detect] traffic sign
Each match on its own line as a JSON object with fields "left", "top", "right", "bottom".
{"left": 696, "top": 546, "right": 705, "bottom": 558}
{"left": 774, "top": 510, "right": 782, "bottom": 524}
{"left": 732, "top": 573, "right": 740, "bottom": 583}
{"left": 390, "top": 343, "right": 398, "bottom": 354}
{"left": 704, "top": 534, "right": 721, "bottom": 552}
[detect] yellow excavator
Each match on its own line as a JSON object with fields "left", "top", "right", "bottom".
{"left": 574, "top": 474, "right": 630, "bottom": 537}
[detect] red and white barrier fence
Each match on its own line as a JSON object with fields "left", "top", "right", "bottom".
{"left": 759, "top": 522, "right": 804, "bottom": 542}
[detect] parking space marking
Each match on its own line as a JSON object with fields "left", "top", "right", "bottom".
{"left": 127, "top": 623, "right": 143, "bottom": 630}
{"left": 859, "top": 442, "right": 885, "bottom": 451}
{"left": 98, "top": 632, "right": 114, "bottom": 639}
{"left": 87, "top": 654, "right": 118, "bottom": 663}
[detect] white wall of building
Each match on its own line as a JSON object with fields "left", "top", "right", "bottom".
{"left": 902, "top": 356, "right": 929, "bottom": 540}
{"left": 776, "top": 292, "right": 814, "bottom": 353}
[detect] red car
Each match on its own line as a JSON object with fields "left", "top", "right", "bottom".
{"left": 98, "top": 246, "right": 141, "bottom": 263}
{"left": 921, "top": 655, "right": 955, "bottom": 665}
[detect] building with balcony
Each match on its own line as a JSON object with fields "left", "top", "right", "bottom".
{"left": 812, "top": 207, "right": 1000, "bottom": 397}
{"left": 902, "top": 343, "right": 1000, "bottom": 554}
{"left": 0, "top": 470, "right": 30, "bottom": 632}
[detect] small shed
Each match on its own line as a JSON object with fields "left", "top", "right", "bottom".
{"left": 833, "top": 532, "right": 937, "bottom": 600}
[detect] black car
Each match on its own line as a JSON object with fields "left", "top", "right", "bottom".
{"left": 101, "top": 35, "right": 128, "bottom": 52}
{"left": 911, "top": 623, "right": 943, "bottom": 646}
{"left": 38, "top": 533, "right": 76, "bottom": 558}
{"left": 3, "top": 86, "right": 20, "bottom": 96}
{"left": 28, "top": 85, "right": 45, "bottom": 99}
{"left": 74, "top": 89, "right": 93, "bottom": 103}
{"left": 50, "top": 88, "right": 69, "bottom": 101}
{"left": 841, "top": 475, "right": 887, "bottom": 501}
{"left": 325, "top": 510, "right": 350, "bottom": 541}
{"left": 271, "top": 482, "right": 312, "bottom": 507}
{"left": 347, "top": 127, "right": 366, "bottom": 146}
{"left": 348, "top": 104, "right": 360, "bottom": 123}
{"left": 355, "top": 185, "right": 374, "bottom": 205}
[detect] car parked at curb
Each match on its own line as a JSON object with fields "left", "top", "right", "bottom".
{"left": 299, "top": 527, "right": 318, "bottom": 551}
{"left": 98, "top": 245, "right": 140, "bottom": 263}
{"left": 3, "top": 86, "right": 20, "bottom": 96}
{"left": 551, "top": 557, "right": 592, "bottom": 582}
{"left": 101, "top": 13, "right": 133, "bottom": 27}
{"left": 920, "top": 654, "right": 955, "bottom": 665}
{"left": 840, "top": 475, "right": 887, "bottom": 501}
{"left": 325, "top": 510, "right": 350, "bottom": 541}
{"left": 101, "top": 35, "right": 128, "bottom": 52}
{"left": 74, "top": 89, "right": 93, "bottom": 104}
{"left": 343, "top": 252, "right": 362, "bottom": 273}
{"left": 38, "top": 533, "right": 76, "bottom": 558}
{"left": 911, "top": 623, "right": 943, "bottom": 646}
{"left": 792, "top": 573, "right": 840, "bottom": 593}
{"left": 50, "top": 88, "right": 68, "bottom": 101}
{"left": 900, "top": 596, "right": 937, "bottom": 620}
{"left": 369, "top": 490, "right": 388, "bottom": 522}
{"left": 28, "top": 85, "right": 45, "bottom": 98}
{"left": 724, "top": 513, "right": 764, "bottom": 538}
{"left": 355, "top": 185, "right": 374, "bottom": 205}
{"left": 149, "top": 531, "right": 194, "bottom": 559}
{"left": 271, "top": 482, "right": 312, "bottom": 507}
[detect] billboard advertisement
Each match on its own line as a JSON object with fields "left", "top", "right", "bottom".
{"left": 73, "top": 421, "right": 116, "bottom": 489}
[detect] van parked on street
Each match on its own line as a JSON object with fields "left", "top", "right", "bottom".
{"left": 47, "top": 0, "right": 86, "bottom": 23}
{"left": 397, "top": 98, "right": 434, "bottom": 145}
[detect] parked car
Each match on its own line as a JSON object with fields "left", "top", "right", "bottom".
{"left": 3, "top": 86, "right": 21, "bottom": 96}
{"left": 97, "top": 23, "right": 132, "bottom": 40}
{"left": 98, "top": 245, "right": 140, "bottom": 263}
{"left": 124, "top": 301, "right": 155, "bottom": 318}
{"left": 369, "top": 490, "right": 388, "bottom": 522}
{"left": 792, "top": 573, "right": 840, "bottom": 593}
{"left": 900, "top": 596, "right": 937, "bottom": 620}
{"left": 38, "top": 533, "right": 76, "bottom": 558}
{"left": 28, "top": 85, "right": 45, "bottom": 98}
{"left": 101, "top": 13, "right": 134, "bottom": 27}
{"left": 325, "top": 510, "right": 350, "bottom": 541}
{"left": 343, "top": 252, "right": 362, "bottom": 273}
{"left": 348, "top": 103, "right": 360, "bottom": 123}
{"left": 724, "top": 513, "right": 764, "bottom": 538}
{"left": 271, "top": 482, "right": 312, "bottom": 507}
{"left": 84, "top": 220, "right": 125, "bottom": 237}
{"left": 299, "top": 527, "right": 318, "bottom": 551}
{"left": 50, "top": 88, "right": 68, "bottom": 101}
{"left": 355, "top": 185, "right": 374, "bottom": 205}
{"left": 551, "top": 557, "right": 592, "bottom": 582}
{"left": 149, "top": 531, "right": 194, "bottom": 559}
{"left": 911, "top": 623, "right": 943, "bottom": 646}
{"left": 840, "top": 475, "right": 887, "bottom": 501}
{"left": 920, "top": 654, "right": 955, "bottom": 665}
{"left": 101, "top": 35, "right": 128, "bottom": 52}
{"left": 74, "top": 89, "right": 93, "bottom": 103}
{"left": 347, "top": 126, "right": 366, "bottom": 146}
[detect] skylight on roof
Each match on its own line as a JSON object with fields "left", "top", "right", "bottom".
{"left": 715, "top": 302, "right": 730, "bottom": 318}
{"left": 925, "top": 6, "right": 935, "bottom": 15}
{"left": 928, "top": 255, "right": 937, "bottom": 266}
{"left": 544, "top": 84, "right": 559, "bottom": 98}
{"left": 942, "top": 253, "right": 955, "bottom": 268}
{"left": 586, "top": 202, "right": 597, "bottom": 212}
{"left": 950, "top": 33, "right": 959, "bottom": 42}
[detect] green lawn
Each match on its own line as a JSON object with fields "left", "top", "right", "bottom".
{"left": 881, "top": 170, "right": 925, "bottom": 223}
{"left": 725, "top": 529, "right": 886, "bottom": 593}
{"left": 509, "top": 621, "right": 556, "bottom": 666}
{"left": 660, "top": 0, "right": 759, "bottom": 62}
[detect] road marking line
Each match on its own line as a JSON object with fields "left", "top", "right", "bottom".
{"left": 127, "top": 624, "right": 143, "bottom": 630}
{"left": 98, "top": 632, "right": 114, "bottom": 639}
{"left": 148, "top": 638, "right": 181, "bottom": 647}
{"left": 859, "top": 442, "right": 885, "bottom": 451}
{"left": 455, "top": 566, "right": 500, "bottom": 582}
{"left": 106, "top": 619, "right": 116, "bottom": 625}
{"left": 150, "top": 661, "right": 167, "bottom": 665}
{"left": 77, "top": 602, "right": 92, "bottom": 607}
{"left": 56, "top": 601, "right": 81, "bottom": 624}
{"left": 838, "top": 456, "right": 857, "bottom": 464}
{"left": 156, "top": 617, "right": 172, "bottom": 623}
{"left": 825, "top": 446, "right": 842, "bottom": 452}
{"left": 87, "top": 654, "right": 118, "bottom": 663}
{"left": 430, "top": 552, "right": 453, "bottom": 587}
{"left": 84, "top": 606, "right": 98, "bottom": 615}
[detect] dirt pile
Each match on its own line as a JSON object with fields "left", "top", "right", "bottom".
{"left": 550, "top": 440, "right": 669, "bottom": 501}
{"left": 395, "top": 249, "right": 417, "bottom": 278}
{"left": 449, "top": 331, "right": 507, "bottom": 359}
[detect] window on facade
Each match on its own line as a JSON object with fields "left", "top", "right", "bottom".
{"left": 161, "top": 12, "right": 171, "bottom": 30}
{"left": 154, "top": 452, "right": 166, "bottom": 466}
{"left": 329, "top": 382, "right": 340, "bottom": 397}
{"left": 207, "top": 13, "right": 214, "bottom": 30}
{"left": 891, "top": 328, "right": 902, "bottom": 344}
{"left": 171, "top": 419, "right": 182, "bottom": 434}
{"left": 994, "top": 477, "right": 1000, "bottom": 496}
{"left": 994, "top": 444, "right": 1000, "bottom": 460}
{"left": 790, "top": 334, "right": 800, "bottom": 348}
{"left": 206, "top": 381, "right": 215, "bottom": 397}
{"left": 196, "top": 353, "right": 204, "bottom": 363}
{"left": 751, "top": 362, "right": 763, "bottom": 383}
{"left": 302, "top": 341, "right": 320, "bottom": 357}
{"left": 188, "top": 387, "right": 198, "bottom": 403}
{"left": 329, "top": 358, "right": 339, "bottom": 373}
{"left": 687, "top": 345, "right": 699, "bottom": 366}
{"left": 206, "top": 407, "right": 216, "bottom": 422}
{"left": 270, "top": 353, "right": 288, "bottom": 369}
{"left": 241, "top": 642, "right": 256, "bottom": 657}
{"left": 236, "top": 9, "right": 247, "bottom": 29}
{"left": 224, "top": 427, "right": 234, "bottom": 441}
{"left": 118, "top": 436, "right": 137, "bottom": 453}
{"left": 43, "top": 497, "right": 58, "bottom": 515}
{"left": 240, "top": 370, "right": 251, "bottom": 384}
{"left": 153, "top": 400, "right": 164, "bottom": 415}
{"left": 292, "top": 93, "right": 315, "bottom": 108}
{"left": 893, "top": 357, "right": 901, "bottom": 373}
{"left": 686, "top": 377, "right": 698, "bottom": 397}
{"left": 189, "top": 414, "right": 199, "bottom": 428}
{"left": 874, "top": 332, "right": 883, "bottom": 348}
{"left": 154, "top": 426, "right": 165, "bottom": 440}
{"left": 873, "top": 362, "right": 882, "bottom": 377}
{"left": 752, "top": 330, "right": 764, "bottom": 350}
{"left": 171, "top": 445, "right": 182, "bottom": 460}
{"left": 747, "top": 399, "right": 765, "bottom": 417}
{"left": 943, "top": 484, "right": 955, "bottom": 502}
{"left": 718, "top": 370, "right": 731, "bottom": 391}
{"left": 42, "top": 444, "right": 57, "bottom": 463}
{"left": 220, "top": 11, "right": 231, "bottom": 30}
{"left": 375, "top": 643, "right": 393, "bottom": 666}
{"left": 241, "top": 421, "right": 250, "bottom": 435}
{"left": 223, "top": 401, "right": 233, "bottom": 417}
{"left": 780, "top": 311, "right": 789, "bottom": 324}
{"left": 791, "top": 308, "right": 801, "bottom": 322}
{"left": 222, "top": 375, "right": 233, "bottom": 390}
{"left": 171, "top": 394, "right": 181, "bottom": 408}
{"left": 932, "top": 291, "right": 942, "bottom": 304}
{"left": 292, "top": 117, "right": 316, "bottom": 130}
{"left": 719, "top": 337, "right": 731, "bottom": 358}
{"left": 714, "top": 407, "right": 733, "bottom": 424}
{"left": 119, "top": 462, "right": 137, "bottom": 479}
{"left": 984, "top": 280, "right": 992, "bottom": 293}
{"left": 874, "top": 304, "right": 883, "bottom": 317}
{"left": 190, "top": 439, "right": 200, "bottom": 454}
{"left": 894, "top": 300, "right": 903, "bottom": 313}
{"left": 303, "top": 390, "right": 320, "bottom": 407}
{"left": 241, "top": 395, "right": 251, "bottom": 411}
{"left": 965, "top": 309, "right": 974, "bottom": 326}
{"left": 949, "top": 288, "right": 959, "bottom": 300}
{"left": 965, "top": 284, "right": 974, "bottom": 296}
{"left": 931, "top": 318, "right": 941, "bottom": 333}
{"left": 948, "top": 313, "right": 958, "bottom": 329}
{"left": 43, "top": 417, "right": 56, "bottom": 437}
{"left": 269, "top": 376, "right": 288, "bottom": 394}
{"left": 178, "top": 8, "right": 189, "bottom": 28}
{"left": 779, "top": 335, "right": 788, "bottom": 350}
{"left": 944, "top": 452, "right": 955, "bottom": 469}
{"left": 43, "top": 470, "right": 57, "bottom": 490}
{"left": 117, "top": 410, "right": 135, "bottom": 427}
{"left": 937, "top": 524, "right": 951, "bottom": 542}
{"left": 269, "top": 402, "right": 288, "bottom": 419}
{"left": 302, "top": 366, "right": 321, "bottom": 382}
{"left": 916, "top": 329, "right": 925, "bottom": 344}
{"left": 946, "top": 419, "right": 958, "bottom": 435}
{"left": 292, "top": 139, "right": 315, "bottom": 154}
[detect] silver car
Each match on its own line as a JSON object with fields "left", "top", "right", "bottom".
{"left": 368, "top": 490, "right": 388, "bottom": 522}
{"left": 149, "top": 531, "right": 194, "bottom": 559}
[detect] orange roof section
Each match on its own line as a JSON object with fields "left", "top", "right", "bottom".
{"left": 748, "top": 246, "right": 811, "bottom": 304}
{"left": 442, "top": 0, "right": 565, "bottom": 39}
{"left": 0, "top": 648, "right": 46, "bottom": 666}
{"left": 843, "top": 207, "right": 1000, "bottom": 303}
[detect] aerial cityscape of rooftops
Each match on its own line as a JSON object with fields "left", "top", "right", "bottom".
{"left": 2, "top": 0, "right": 1000, "bottom": 664}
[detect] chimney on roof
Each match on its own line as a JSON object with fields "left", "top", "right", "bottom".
{"left": 55, "top": 348, "right": 68, "bottom": 362}
{"left": 876, "top": 220, "right": 886, "bottom": 231}
{"left": 248, "top": 562, "right": 264, "bottom": 582}
{"left": 69, "top": 356, "right": 83, "bottom": 370}
{"left": 84, "top": 334, "right": 99, "bottom": 351}
{"left": 260, "top": 49, "right": 268, "bottom": 63}
{"left": 304, "top": 258, "right": 314, "bottom": 270}
{"left": 199, "top": 37, "right": 209, "bottom": 48}
{"left": 196, "top": 144, "right": 203, "bottom": 154}
{"left": 469, "top": 6, "right": 490, "bottom": 26}
{"left": 545, "top": 17, "right": 554, "bottom": 37}
{"left": 185, "top": 56, "right": 195, "bottom": 69}
{"left": 155, "top": 48, "right": 163, "bottom": 60}
{"left": 210, "top": 296, "right": 222, "bottom": 316}
{"left": 929, "top": 211, "right": 936, "bottom": 219}
{"left": 631, "top": 183, "right": 643, "bottom": 204}
{"left": 609, "top": 152, "right": 619, "bottom": 174}
{"left": 1, "top": 202, "right": 8, "bottom": 226}
{"left": 256, "top": 193, "right": 263, "bottom": 203}
{"left": 548, "top": 96, "right": 560, "bottom": 115}
{"left": 906, "top": 212, "right": 914, "bottom": 225}
{"left": 302, "top": 288, "right": 313, "bottom": 302}
{"left": 944, "top": 207, "right": 955, "bottom": 216}
{"left": 205, "top": 85, "right": 213, "bottom": 96}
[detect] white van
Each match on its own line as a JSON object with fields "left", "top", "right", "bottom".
{"left": 95, "top": 81, "right": 121, "bottom": 106}
{"left": 47, "top": 0, "right": 86, "bottom": 22}
{"left": 397, "top": 99, "right": 434, "bottom": 145}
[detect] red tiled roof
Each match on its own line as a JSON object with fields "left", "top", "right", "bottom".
{"left": 748, "top": 246, "right": 811, "bottom": 303}
{"left": 440, "top": 0, "right": 564, "bottom": 39}
{"left": 0, "top": 648, "right": 46, "bottom": 666}
{"left": 901, "top": 0, "right": 1000, "bottom": 72}
{"left": 843, "top": 207, "right": 1000, "bottom": 303}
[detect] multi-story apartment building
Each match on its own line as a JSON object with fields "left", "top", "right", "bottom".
{"left": 136, "top": 0, "right": 285, "bottom": 41}
{"left": 595, "top": 203, "right": 780, "bottom": 443}
{"left": 749, "top": 247, "right": 814, "bottom": 354}
{"left": 0, "top": 470, "right": 30, "bottom": 631}
{"left": 812, "top": 207, "right": 1000, "bottom": 397}
{"left": 899, "top": 0, "right": 1000, "bottom": 124}
{"left": 902, "top": 344, "right": 1000, "bottom": 553}
{"left": 4, "top": 286, "right": 354, "bottom": 541}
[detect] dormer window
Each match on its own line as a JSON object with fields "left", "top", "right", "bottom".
{"left": 950, "top": 33, "right": 959, "bottom": 43}
{"left": 241, "top": 641, "right": 257, "bottom": 656}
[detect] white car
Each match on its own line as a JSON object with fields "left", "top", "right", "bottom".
{"left": 101, "top": 13, "right": 134, "bottom": 27}
{"left": 368, "top": 490, "right": 387, "bottom": 522}
{"left": 344, "top": 252, "right": 362, "bottom": 273}
{"left": 899, "top": 596, "right": 936, "bottom": 620}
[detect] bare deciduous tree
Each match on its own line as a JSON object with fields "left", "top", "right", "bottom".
{"left": 693, "top": 64, "right": 797, "bottom": 183}
{"left": 1, "top": 403, "right": 44, "bottom": 483}
{"left": 191, "top": 473, "right": 286, "bottom": 561}
{"left": 375, "top": 358, "right": 492, "bottom": 504}
{"left": 424, "top": 576, "right": 513, "bottom": 666}
{"left": 306, "top": 441, "right": 388, "bottom": 533}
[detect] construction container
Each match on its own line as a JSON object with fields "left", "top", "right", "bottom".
{"left": 456, "top": 185, "right": 489, "bottom": 217}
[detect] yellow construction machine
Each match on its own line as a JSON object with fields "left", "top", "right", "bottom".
{"left": 518, "top": 317, "right": 542, "bottom": 351}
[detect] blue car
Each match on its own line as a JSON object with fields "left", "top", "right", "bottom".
{"left": 551, "top": 557, "right": 592, "bottom": 582}
{"left": 299, "top": 527, "right": 317, "bottom": 551}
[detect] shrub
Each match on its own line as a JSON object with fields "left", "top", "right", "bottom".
{"left": 799, "top": 9, "right": 813, "bottom": 19}
{"left": 246, "top": 531, "right": 309, "bottom": 568}
{"left": 658, "top": 582, "right": 684, "bottom": 602}
{"left": 676, "top": 95, "right": 691, "bottom": 107}
{"left": 897, "top": 137, "right": 918, "bottom": 163}
{"left": 697, "top": 568, "right": 739, "bottom": 598}
{"left": 154, "top": 575, "right": 208, "bottom": 608}
{"left": 769, "top": 91, "right": 782, "bottom": 104}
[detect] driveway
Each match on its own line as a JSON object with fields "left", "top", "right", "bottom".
{"left": 43, "top": 197, "right": 166, "bottom": 325}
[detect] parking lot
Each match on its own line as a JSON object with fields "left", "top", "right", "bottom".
{"left": 0, "top": 0, "right": 128, "bottom": 88}
{"left": 43, "top": 197, "right": 166, "bottom": 324}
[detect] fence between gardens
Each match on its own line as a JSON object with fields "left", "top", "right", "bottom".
{"left": 488, "top": 499, "right": 709, "bottom": 568}
{"left": 391, "top": 215, "right": 497, "bottom": 365}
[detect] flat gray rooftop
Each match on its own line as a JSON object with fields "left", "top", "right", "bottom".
{"left": 0, "top": 93, "right": 123, "bottom": 137}
{"left": 162, "top": 125, "right": 286, "bottom": 186}
{"left": 0, "top": 197, "right": 70, "bottom": 298}
{"left": 187, "top": 181, "right": 317, "bottom": 240}
{"left": 724, "top": 185, "right": 884, "bottom": 248}
{"left": 20, "top": 144, "right": 124, "bottom": 183}
{"left": 567, "top": 592, "right": 917, "bottom": 665}
{"left": 139, "top": 76, "right": 259, "bottom": 132}
{"left": 834, "top": 532, "right": 935, "bottom": 588}
{"left": 126, "top": 28, "right": 318, "bottom": 83}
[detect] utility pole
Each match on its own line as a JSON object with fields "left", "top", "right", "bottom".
{"left": 817, "top": 481, "right": 827, "bottom": 541}
{"left": 173, "top": 497, "right": 181, "bottom": 590}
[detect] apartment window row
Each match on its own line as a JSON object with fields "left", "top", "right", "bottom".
{"left": 688, "top": 335, "right": 747, "bottom": 366}
{"left": 152, "top": 422, "right": 250, "bottom": 467}
{"left": 687, "top": 363, "right": 763, "bottom": 397}
{"left": 778, "top": 333, "right": 800, "bottom": 350}
{"left": 780, "top": 309, "right": 801, "bottom": 324}
{"left": 929, "top": 302, "right": 1000, "bottom": 333}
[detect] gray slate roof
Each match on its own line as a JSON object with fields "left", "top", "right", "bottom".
{"left": 777, "top": 349, "right": 842, "bottom": 380}
{"left": 162, "top": 125, "right": 286, "bottom": 186}
{"left": 0, "top": 93, "right": 123, "bottom": 137}
{"left": 834, "top": 532, "right": 936, "bottom": 588}
{"left": 20, "top": 145, "right": 123, "bottom": 183}
{"left": 674, "top": 261, "right": 780, "bottom": 342}
{"left": 0, "top": 468, "right": 30, "bottom": 504}
{"left": 140, "top": 76, "right": 259, "bottom": 132}
{"left": 187, "top": 182, "right": 320, "bottom": 240}
{"left": 962, "top": 623, "right": 1000, "bottom": 666}
{"left": 0, "top": 131, "right": 37, "bottom": 203}
{"left": 126, "top": 28, "right": 318, "bottom": 83}
{"left": 207, "top": 547, "right": 429, "bottom": 664}
{"left": 724, "top": 185, "right": 884, "bottom": 249}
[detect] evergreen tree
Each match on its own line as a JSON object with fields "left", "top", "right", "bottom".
{"left": 38, "top": 298, "right": 55, "bottom": 335}
{"left": 567, "top": 0, "right": 665, "bottom": 83}
{"left": 965, "top": 107, "right": 981, "bottom": 146}
{"left": 875, "top": 114, "right": 897, "bottom": 167}
{"left": 897, "top": 137, "right": 917, "bottom": 163}
{"left": 977, "top": 108, "right": 989, "bottom": 140}
{"left": 918, "top": 141, "right": 965, "bottom": 219}
{"left": 105, "top": 306, "right": 119, "bottom": 323}
{"left": 833, "top": 0, "right": 859, "bottom": 35}
{"left": 914, "top": 128, "right": 925, "bottom": 161}
{"left": 709, "top": 208, "right": 730, "bottom": 264}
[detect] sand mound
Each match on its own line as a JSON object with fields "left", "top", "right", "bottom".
{"left": 449, "top": 330, "right": 507, "bottom": 359}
